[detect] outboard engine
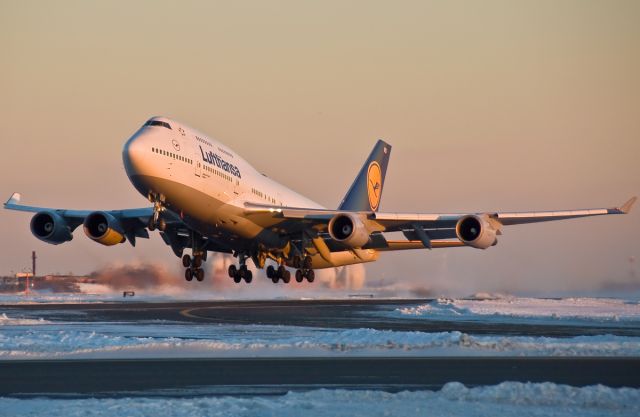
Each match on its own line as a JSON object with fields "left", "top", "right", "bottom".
{"left": 455, "top": 214, "right": 499, "bottom": 249}
{"left": 30, "top": 211, "right": 73, "bottom": 244}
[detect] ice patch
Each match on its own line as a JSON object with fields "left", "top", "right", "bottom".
{"left": 0, "top": 314, "right": 49, "bottom": 326}
{"left": 1, "top": 383, "right": 639, "bottom": 417}
{"left": 396, "top": 297, "right": 640, "bottom": 322}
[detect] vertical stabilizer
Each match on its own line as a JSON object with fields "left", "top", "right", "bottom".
{"left": 338, "top": 140, "right": 391, "bottom": 212}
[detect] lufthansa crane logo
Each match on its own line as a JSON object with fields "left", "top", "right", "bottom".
{"left": 367, "top": 161, "right": 382, "bottom": 211}
{"left": 171, "top": 139, "right": 181, "bottom": 151}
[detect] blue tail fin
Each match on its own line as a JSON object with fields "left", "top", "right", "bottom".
{"left": 338, "top": 140, "right": 391, "bottom": 212}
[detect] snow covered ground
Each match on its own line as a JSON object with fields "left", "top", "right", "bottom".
{"left": 1, "top": 296, "right": 639, "bottom": 358}
{"left": 393, "top": 296, "right": 640, "bottom": 325}
{"left": 1, "top": 316, "right": 640, "bottom": 358}
{"left": 1, "top": 382, "right": 639, "bottom": 417}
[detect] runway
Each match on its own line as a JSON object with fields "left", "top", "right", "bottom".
{"left": 1, "top": 357, "right": 638, "bottom": 396}
{"left": 2, "top": 298, "right": 640, "bottom": 397}
{"left": 6, "top": 298, "right": 640, "bottom": 337}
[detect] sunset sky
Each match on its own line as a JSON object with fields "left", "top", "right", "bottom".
{"left": 1, "top": 0, "right": 638, "bottom": 295}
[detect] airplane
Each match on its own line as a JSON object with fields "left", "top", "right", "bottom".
{"left": 4, "top": 116, "right": 636, "bottom": 284}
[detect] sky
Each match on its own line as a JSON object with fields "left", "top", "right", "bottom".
{"left": 0, "top": 0, "right": 638, "bottom": 295}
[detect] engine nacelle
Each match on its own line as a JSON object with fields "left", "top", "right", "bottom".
{"left": 30, "top": 211, "right": 73, "bottom": 245}
{"left": 328, "top": 213, "right": 370, "bottom": 248}
{"left": 455, "top": 214, "right": 499, "bottom": 249}
{"left": 83, "top": 211, "right": 126, "bottom": 246}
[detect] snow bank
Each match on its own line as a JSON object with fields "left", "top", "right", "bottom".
{"left": 1, "top": 383, "right": 639, "bottom": 417}
{"left": 1, "top": 323, "right": 639, "bottom": 358}
{"left": 396, "top": 297, "right": 640, "bottom": 322}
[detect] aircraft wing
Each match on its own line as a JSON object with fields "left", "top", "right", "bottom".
{"left": 245, "top": 196, "right": 636, "bottom": 249}
{"left": 4, "top": 192, "right": 155, "bottom": 245}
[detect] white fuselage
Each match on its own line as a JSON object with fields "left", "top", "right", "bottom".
{"left": 122, "top": 117, "right": 378, "bottom": 268}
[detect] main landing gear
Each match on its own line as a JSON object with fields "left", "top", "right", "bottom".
{"left": 183, "top": 253, "right": 205, "bottom": 282}
{"left": 267, "top": 255, "right": 315, "bottom": 284}
{"left": 266, "top": 265, "right": 291, "bottom": 283}
{"left": 228, "top": 255, "right": 253, "bottom": 284}
{"left": 293, "top": 255, "right": 315, "bottom": 283}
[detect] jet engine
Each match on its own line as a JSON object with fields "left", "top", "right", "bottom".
{"left": 83, "top": 211, "right": 126, "bottom": 246}
{"left": 455, "top": 214, "right": 499, "bottom": 249}
{"left": 328, "top": 213, "right": 370, "bottom": 248}
{"left": 30, "top": 211, "right": 73, "bottom": 245}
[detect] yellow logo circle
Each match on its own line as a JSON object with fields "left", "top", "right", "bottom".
{"left": 367, "top": 161, "right": 382, "bottom": 211}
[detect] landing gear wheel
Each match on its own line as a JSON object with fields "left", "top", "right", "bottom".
{"left": 182, "top": 254, "right": 191, "bottom": 268}
{"left": 195, "top": 268, "right": 204, "bottom": 282}
{"left": 303, "top": 256, "right": 313, "bottom": 269}
{"left": 192, "top": 255, "right": 203, "bottom": 268}
{"left": 185, "top": 268, "right": 193, "bottom": 281}
{"left": 293, "top": 256, "right": 302, "bottom": 269}
{"left": 233, "top": 273, "right": 242, "bottom": 283}
{"left": 283, "top": 270, "right": 291, "bottom": 283}
{"left": 277, "top": 265, "right": 286, "bottom": 279}
{"left": 158, "top": 218, "right": 167, "bottom": 232}
{"left": 306, "top": 269, "right": 315, "bottom": 283}
{"left": 228, "top": 265, "right": 237, "bottom": 278}
{"left": 295, "top": 269, "right": 304, "bottom": 283}
{"left": 147, "top": 218, "right": 156, "bottom": 231}
{"left": 271, "top": 275, "right": 279, "bottom": 284}
{"left": 239, "top": 265, "right": 248, "bottom": 278}
{"left": 266, "top": 265, "right": 275, "bottom": 279}
{"left": 244, "top": 270, "right": 253, "bottom": 283}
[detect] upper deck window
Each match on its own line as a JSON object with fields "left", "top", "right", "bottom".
{"left": 145, "top": 120, "right": 172, "bottom": 130}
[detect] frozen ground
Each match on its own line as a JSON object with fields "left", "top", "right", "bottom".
{"left": 1, "top": 316, "right": 640, "bottom": 358}
{"left": 393, "top": 296, "right": 640, "bottom": 325}
{"left": 1, "top": 295, "right": 639, "bottom": 358}
{"left": 1, "top": 382, "right": 639, "bottom": 417}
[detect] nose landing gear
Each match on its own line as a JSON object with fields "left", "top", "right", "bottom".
{"left": 147, "top": 194, "right": 167, "bottom": 232}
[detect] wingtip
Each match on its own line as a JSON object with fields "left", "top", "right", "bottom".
{"left": 5, "top": 192, "right": 21, "bottom": 206}
{"left": 620, "top": 196, "right": 637, "bottom": 214}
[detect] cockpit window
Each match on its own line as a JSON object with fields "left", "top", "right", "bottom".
{"left": 144, "top": 120, "right": 172, "bottom": 130}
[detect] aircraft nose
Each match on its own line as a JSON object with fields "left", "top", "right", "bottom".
{"left": 122, "top": 131, "right": 150, "bottom": 178}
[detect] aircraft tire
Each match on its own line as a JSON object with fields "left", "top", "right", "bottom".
{"left": 185, "top": 268, "right": 193, "bottom": 281}
{"left": 193, "top": 255, "right": 203, "bottom": 268}
{"left": 303, "top": 256, "right": 313, "bottom": 269}
{"left": 283, "top": 270, "right": 291, "bottom": 283}
{"left": 295, "top": 269, "right": 304, "bottom": 283}
{"left": 233, "top": 273, "right": 242, "bottom": 283}
{"left": 182, "top": 255, "right": 191, "bottom": 268}
{"left": 244, "top": 270, "right": 253, "bottom": 283}
{"left": 277, "top": 265, "right": 286, "bottom": 279}
{"left": 228, "top": 265, "right": 237, "bottom": 278}
{"left": 195, "top": 268, "right": 204, "bottom": 281}
{"left": 306, "top": 269, "right": 315, "bottom": 283}
{"left": 266, "top": 265, "right": 275, "bottom": 279}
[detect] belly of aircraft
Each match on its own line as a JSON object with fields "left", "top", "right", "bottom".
{"left": 129, "top": 174, "right": 285, "bottom": 248}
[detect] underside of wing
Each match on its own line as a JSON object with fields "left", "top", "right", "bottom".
{"left": 4, "top": 192, "right": 155, "bottom": 246}
{"left": 245, "top": 197, "right": 636, "bottom": 252}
